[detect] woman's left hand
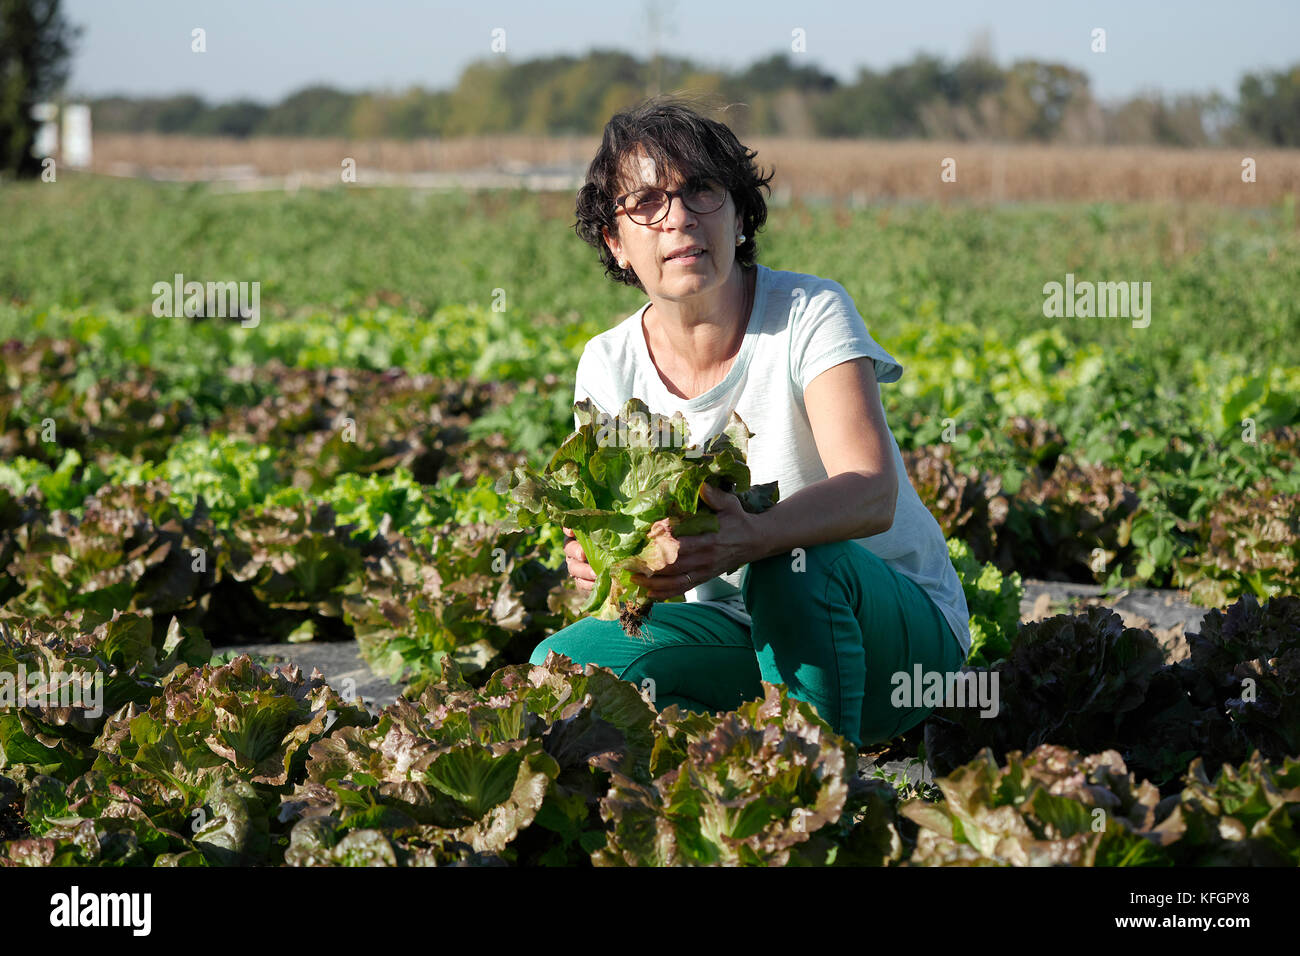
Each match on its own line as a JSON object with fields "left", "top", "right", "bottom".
{"left": 630, "top": 483, "right": 760, "bottom": 599}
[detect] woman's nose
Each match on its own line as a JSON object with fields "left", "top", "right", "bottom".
{"left": 662, "top": 193, "right": 698, "bottom": 229}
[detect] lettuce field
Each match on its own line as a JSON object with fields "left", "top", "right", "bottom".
{"left": 1, "top": 177, "right": 1298, "bottom": 866}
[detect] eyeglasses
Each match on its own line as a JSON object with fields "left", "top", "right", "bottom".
{"left": 614, "top": 179, "right": 728, "bottom": 225}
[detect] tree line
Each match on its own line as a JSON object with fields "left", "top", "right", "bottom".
{"left": 83, "top": 50, "right": 1300, "bottom": 147}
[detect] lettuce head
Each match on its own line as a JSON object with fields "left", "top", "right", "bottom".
{"left": 496, "top": 398, "right": 778, "bottom": 635}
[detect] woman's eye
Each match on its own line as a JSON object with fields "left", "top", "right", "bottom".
{"left": 690, "top": 182, "right": 724, "bottom": 202}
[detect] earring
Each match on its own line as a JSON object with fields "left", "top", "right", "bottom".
{"left": 736, "top": 234, "right": 746, "bottom": 245}
{"left": 617, "top": 258, "right": 626, "bottom": 268}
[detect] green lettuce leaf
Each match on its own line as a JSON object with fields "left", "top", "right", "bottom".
{"left": 496, "top": 398, "right": 778, "bottom": 635}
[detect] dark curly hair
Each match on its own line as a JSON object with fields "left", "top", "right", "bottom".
{"left": 573, "top": 94, "right": 775, "bottom": 292}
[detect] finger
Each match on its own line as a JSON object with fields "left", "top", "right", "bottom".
{"left": 567, "top": 559, "right": 596, "bottom": 580}
{"left": 569, "top": 567, "right": 596, "bottom": 583}
{"left": 631, "top": 571, "right": 698, "bottom": 593}
{"left": 635, "top": 552, "right": 714, "bottom": 579}
{"left": 700, "top": 484, "right": 740, "bottom": 510}
{"left": 630, "top": 580, "right": 672, "bottom": 599}
{"left": 629, "top": 572, "right": 654, "bottom": 588}
{"left": 675, "top": 532, "right": 718, "bottom": 551}
{"left": 645, "top": 580, "right": 690, "bottom": 600}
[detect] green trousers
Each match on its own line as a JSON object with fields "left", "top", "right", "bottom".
{"left": 528, "top": 540, "right": 967, "bottom": 748}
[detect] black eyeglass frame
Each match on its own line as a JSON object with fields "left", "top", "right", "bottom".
{"left": 613, "top": 179, "right": 729, "bottom": 225}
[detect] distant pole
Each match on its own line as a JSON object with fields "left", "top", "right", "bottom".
{"left": 641, "top": 0, "right": 677, "bottom": 97}
{"left": 643, "top": 1, "right": 661, "bottom": 96}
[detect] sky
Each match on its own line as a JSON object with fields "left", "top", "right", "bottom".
{"left": 63, "top": 0, "right": 1300, "bottom": 105}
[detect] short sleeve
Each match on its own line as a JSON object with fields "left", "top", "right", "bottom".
{"left": 789, "top": 278, "right": 903, "bottom": 394}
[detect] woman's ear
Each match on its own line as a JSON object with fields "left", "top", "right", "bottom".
{"left": 602, "top": 225, "right": 623, "bottom": 263}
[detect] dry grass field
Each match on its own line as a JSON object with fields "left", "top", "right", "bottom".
{"left": 84, "top": 132, "right": 1300, "bottom": 205}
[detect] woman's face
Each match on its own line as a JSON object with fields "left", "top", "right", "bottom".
{"left": 602, "top": 151, "right": 744, "bottom": 300}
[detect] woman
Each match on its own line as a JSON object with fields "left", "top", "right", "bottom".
{"left": 528, "top": 96, "right": 970, "bottom": 749}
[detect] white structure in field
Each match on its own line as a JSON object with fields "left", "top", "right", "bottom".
{"left": 32, "top": 102, "right": 58, "bottom": 157}
{"left": 30, "top": 102, "right": 93, "bottom": 167}
{"left": 62, "top": 104, "right": 92, "bottom": 167}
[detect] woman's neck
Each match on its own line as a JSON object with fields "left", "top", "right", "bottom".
{"left": 644, "top": 265, "right": 755, "bottom": 377}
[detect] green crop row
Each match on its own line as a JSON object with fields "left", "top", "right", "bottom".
{"left": 2, "top": 593, "right": 1298, "bottom": 867}
{"left": 4, "top": 181, "right": 1299, "bottom": 369}
{"left": 5, "top": 303, "right": 1296, "bottom": 602}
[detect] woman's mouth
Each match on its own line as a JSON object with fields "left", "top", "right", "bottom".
{"left": 665, "top": 247, "right": 705, "bottom": 264}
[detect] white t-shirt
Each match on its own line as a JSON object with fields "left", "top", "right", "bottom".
{"left": 572, "top": 262, "right": 971, "bottom": 658}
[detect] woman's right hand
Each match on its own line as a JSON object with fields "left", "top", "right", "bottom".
{"left": 562, "top": 526, "right": 596, "bottom": 594}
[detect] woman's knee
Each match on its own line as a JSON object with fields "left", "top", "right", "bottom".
{"left": 744, "top": 540, "right": 856, "bottom": 594}
{"left": 527, "top": 635, "right": 560, "bottom": 667}
{"left": 527, "top": 619, "right": 610, "bottom": 668}
{"left": 742, "top": 542, "right": 872, "bottom": 619}
{"left": 862, "top": 622, "right": 971, "bottom": 745}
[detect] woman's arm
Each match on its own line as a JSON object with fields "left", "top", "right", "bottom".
{"left": 746, "top": 355, "right": 898, "bottom": 562}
